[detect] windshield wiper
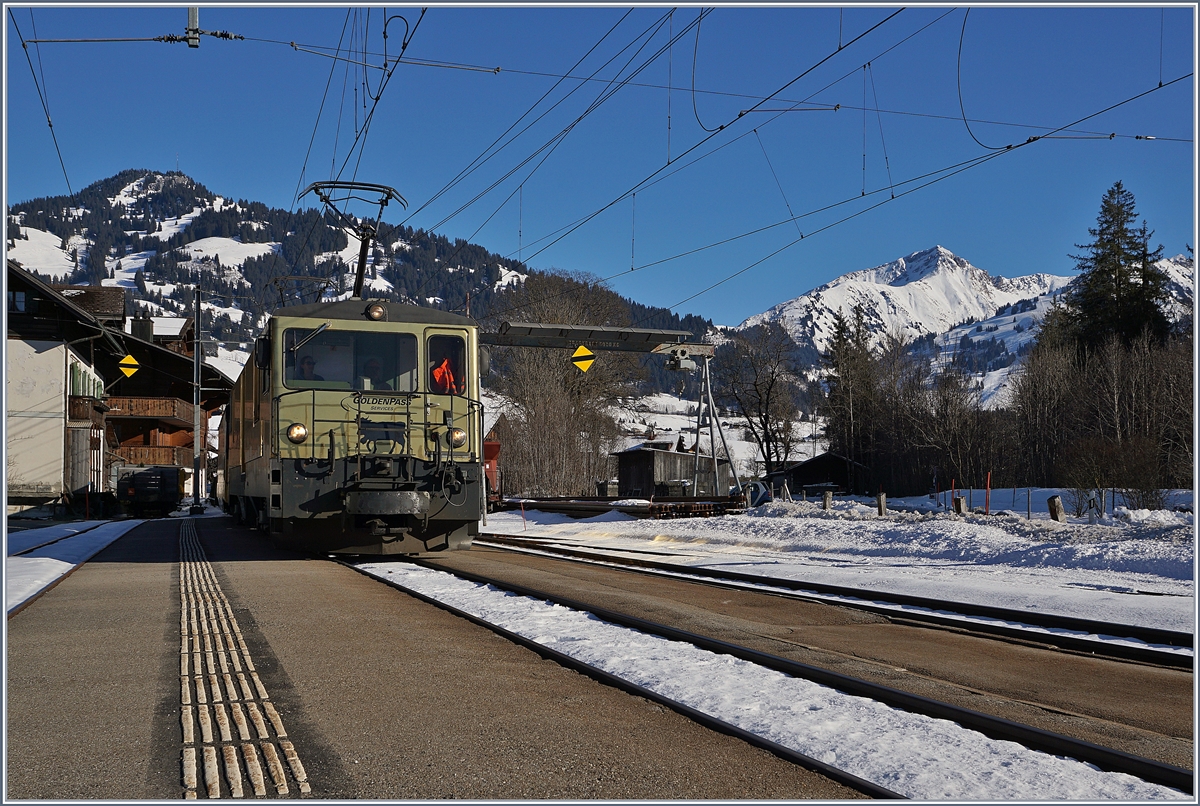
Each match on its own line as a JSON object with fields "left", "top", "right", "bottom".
{"left": 289, "top": 322, "right": 331, "bottom": 355}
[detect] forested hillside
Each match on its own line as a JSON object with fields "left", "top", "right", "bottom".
{"left": 6, "top": 170, "right": 712, "bottom": 396}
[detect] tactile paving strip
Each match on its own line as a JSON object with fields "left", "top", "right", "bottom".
{"left": 179, "top": 519, "right": 311, "bottom": 799}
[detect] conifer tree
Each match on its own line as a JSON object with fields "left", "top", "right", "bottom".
{"left": 1067, "top": 181, "right": 1168, "bottom": 349}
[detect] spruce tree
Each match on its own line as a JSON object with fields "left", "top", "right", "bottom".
{"left": 1067, "top": 181, "right": 1168, "bottom": 349}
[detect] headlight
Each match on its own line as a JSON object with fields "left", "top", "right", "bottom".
{"left": 365, "top": 302, "right": 387, "bottom": 321}
{"left": 286, "top": 423, "right": 309, "bottom": 444}
{"left": 448, "top": 427, "right": 467, "bottom": 448}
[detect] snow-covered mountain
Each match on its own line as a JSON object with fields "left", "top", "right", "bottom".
{"left": 1158, "top": 253, "right": 1196, "bottom": 324}
{"left": 738, "top": 245, "right": 1074, "bottom": 358}
{"left": 736, "top": 244, "right": 1193, "bottom": 409}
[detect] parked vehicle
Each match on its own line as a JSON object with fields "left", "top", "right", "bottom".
{"left": 734, "top": 480, "right": 773, "bottom": 507}
{"left": 117, "top": 465, "right": 187, "bottom": 517}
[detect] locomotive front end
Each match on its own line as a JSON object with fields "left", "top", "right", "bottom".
{"left": 226, "top": 299, "right": 484, "bottom": 555}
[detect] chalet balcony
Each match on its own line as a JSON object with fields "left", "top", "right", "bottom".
{"left": 105, "top": 396, "right": 194, "bottom": 427}
{"left": 114, "top": 445, "right": 194, "bottom": 468}
{"left": 67, "top": 395, "right": 108, "bottom": 427}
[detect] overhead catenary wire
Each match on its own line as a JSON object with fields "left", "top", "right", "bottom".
{"left": 489, "top": 148, "right": 1001, "bottom": 323}
{"left": 631, "top": 192, "right": 636, "bottom": 270}
{"left": 424, "top": 10, "right": 684, "bottom": 234}
{"left": 957, "top": 9, "right": 1007, "bottom": 151}
{"left": 486, "top": 70, "right": 1191, "bottom": 327}
{"left": 401, "top": 9, "right": 636, "bottom": 225}
{"left": 1159, "top": 8, "right": 1164, "bottom": 88}
{"left": 691, "top": 8, "right": 720, "bottom": 133}
{"left": 29, "top": 11, "right": 51, "bottom": 118}
{"left": 414, "top": 10, "right": 703, "bottom": 310}
{"left": 492, "top": 0, "right": 1178, "bottom": 312}
{"left": 291, "top": 11, "right": 353, "bottom": 210}
{"left": 667, "top": 9, "right": 674, "bottom": 163}
{"left": 326, "top": 8, "right": 426, "bottom": 189}
{"left": 411, "top": 8, "right": 710, "bottom": 309}
{"left": 754, "top": 129, "right": 803, "bottom": 238}
{"left": 9, "top": 9, "right": 72, "bottom": 195}
{"left": 511, "top": 8, "right": 906, "bottom": 269}
{"left": 862, "top": 64, "right": 868, "bottom": 196}
{"left": 748, "top": 104, "right": 1190, "bottom": 143}
{"left": 262, "top": 10, "right": 355, "bottom": 309}
{"left": 503, "top": 9, "right": 966, "bottom": 267}
{"left": 269, "top": 9, "right": 425, "bottom": 308}
{"left": 651, "top": 71, "right": 1194, "bottom": 319}
{"left": 868, "top": 63, "right": 896, "bottom": 198}
{"left": 480, "top": 8, "right": 912, "bottom": 323}
{"left": 258, "top": 21, "right": 1188, "bottom": 144}
{"left": 416, "top": 10, "right": 693, "bottom": 238}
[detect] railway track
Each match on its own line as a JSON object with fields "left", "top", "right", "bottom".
{"left": 476, "top": 531, "right": 1193, "bottom": 669}
{"left": 345, "top": 554, "right": 1191, "bottom": 800}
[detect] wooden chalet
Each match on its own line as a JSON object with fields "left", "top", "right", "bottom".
{"left": 6, "top": 260, "right": 231, "bottom": 512}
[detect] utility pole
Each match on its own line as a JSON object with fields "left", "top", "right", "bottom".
{"left": 190, "top": 281, "right": 203, "bottom": 514}
{"left": 187, "top": 8, "right": 200, "bottom": 48}
{"left": 690, "top": 356, "right": 740, "bottom": 497}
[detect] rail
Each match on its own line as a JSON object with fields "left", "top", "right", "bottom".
{"left": 499, "top": 496, "right": 746, "bottom": 519}
{"left": 479, "top": 533, "right": 1194, "bottom": 666}
{"left": 399, "top": 558, "right": 1194, "bottom": 795}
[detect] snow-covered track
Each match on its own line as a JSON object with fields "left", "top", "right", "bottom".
{"left": 7, "top": 520, "right": 112, "bottom": 556}
{"left": 349, "top": 557, "right": 1192, "bottom": 797}
{"left": 478, "top": 533, "right": 1193, "bottom": 669}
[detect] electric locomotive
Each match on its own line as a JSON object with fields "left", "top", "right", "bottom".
{"left": 216, "top": 298, "right": 484, "bottom": 554}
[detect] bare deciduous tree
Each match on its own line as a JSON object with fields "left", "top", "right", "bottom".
{"left": 711, "top": 321, "right": 803, "bottom": 475}
{"left": 484, "top": 272, "right": 637, "bottom": 496}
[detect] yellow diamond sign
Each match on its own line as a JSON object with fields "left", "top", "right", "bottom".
{"left": 571, "top": 345, "right": 595, "bottom": 373}
{"left": 118, "top": 354, "right": 140, "bottom": 378}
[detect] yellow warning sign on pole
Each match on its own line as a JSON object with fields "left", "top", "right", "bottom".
{"left": 571, "top": 345, "right": 595, "bottom": 373}
{"left": 118, "top": 354, "right": 140, "bottom": 378}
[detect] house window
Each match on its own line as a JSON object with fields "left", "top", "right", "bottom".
{"left": 8, "top": 290, "right": 26, "bottom": 312}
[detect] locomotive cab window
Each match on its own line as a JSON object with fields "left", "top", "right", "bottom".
{"left": 284, "top": 328, "right": 417, "bottom": 392}
{"left": 427, "top": 334, "right": 466, "bottom": 395}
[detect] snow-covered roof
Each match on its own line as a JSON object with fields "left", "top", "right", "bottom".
{"left": 152, "top": 316, "right": 190, "bottom": 337}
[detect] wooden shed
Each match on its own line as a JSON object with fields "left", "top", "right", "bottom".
{"left": 613, "top": 443, "right": 733, "bottom": 498}
{"left": 762, "top": 451, "right": 872, "bottom": 496}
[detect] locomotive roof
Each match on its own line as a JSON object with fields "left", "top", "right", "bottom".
{"left": 271, "top": 298, "right": 475, "bottom": 326}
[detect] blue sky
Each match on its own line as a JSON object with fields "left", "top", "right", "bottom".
{"left": 5, "top": 5, "right": 1195, "bottom": 325}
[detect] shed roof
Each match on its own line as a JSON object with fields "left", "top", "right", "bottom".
{"left": 613, "top": 444, "right": 730, "bottom": 464}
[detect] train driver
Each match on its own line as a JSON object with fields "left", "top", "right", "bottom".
{"left": 360, "top": 358, "right": 392, "bottom": 391}
{"left": 294, "top": 355, "right": 324, "bottom": 382}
